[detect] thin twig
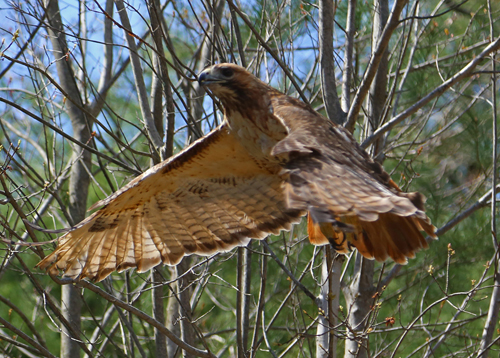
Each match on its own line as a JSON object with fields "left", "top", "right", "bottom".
{"left": 362, "top": 36, "right": 500, "bottom": 148}
{"left": 72, "top": 279, "right": 216, "bottom": 358}
{"left": 345, "top": 0, "right": 408, "bottom": 132}
{"left": 261, "top": 241, "right": 318, "bottom": 305}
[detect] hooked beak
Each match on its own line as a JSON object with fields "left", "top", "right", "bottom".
{"left": 198, "top": 69, "right": 223, "bottom": 86}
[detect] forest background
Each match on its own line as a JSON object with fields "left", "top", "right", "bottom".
{"left": 0, "top": 0, "right": 500, "bottom": 357}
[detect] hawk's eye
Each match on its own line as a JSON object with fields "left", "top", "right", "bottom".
{"left": 220, "top": 67, "right": 234, "bottom": 78}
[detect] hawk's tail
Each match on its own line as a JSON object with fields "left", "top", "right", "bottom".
{"left": 307, "top": 211, "right": 436, "bottom": 264}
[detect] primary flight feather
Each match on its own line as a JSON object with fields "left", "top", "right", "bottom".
{"left": 37, "top": 63, "right": 436, "bottom": 281}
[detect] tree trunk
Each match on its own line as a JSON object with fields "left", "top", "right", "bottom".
{"left": 344, "top": 255, "right": 375, "bottom": 358}
{"left": 477, "top": 8, "right": 498, "bottom": 354}
{"left": 316, "top": 248, "right": 342, "bottom": 358}
{"left": 344, "top": 1, "right": 389, "bottom": 356}
{"left": 367, "top": 0, "right": 389, "bottom": 156}
{"left": 152, "top": 271, "right": 167, "bottom": 358}
{"left": 318, "top": 0, "right": 344, "bottom": 124}
{"left": 177, "top": 259, "right": 196, "bottom": 358}
{"left": 43, "top": 0, "right": 91, "bottom": 356}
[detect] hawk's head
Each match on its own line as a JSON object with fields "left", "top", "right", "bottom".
{"left": 198, "top": 63, "right": 273, "bottom": 114}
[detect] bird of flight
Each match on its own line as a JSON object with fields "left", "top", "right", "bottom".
{"left": 36, "top": 63, "right": 436, "bottom": 282}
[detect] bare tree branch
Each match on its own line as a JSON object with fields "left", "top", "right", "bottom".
{"left": 114, "top": 0, "right": 163, "bottom": 151}
{"left": 73, "top": 279, "right": 216, "bottom": 358}
{"left": 362, "top": 36, "right": 500, "bottom": 148}
{"left": 226, "top": 0, "right": 309, "bottom": 104}
{"left": 318, "top": 0, "right": 344, "bottom": 124}
{"left": 477, "top": 4, "right": 499, "bottom": 355}
{"left": 346, "top": 0, "right": 408, "bottom": 132}
{"left": 341, "top": 0, "right": 356, "bottom": 113}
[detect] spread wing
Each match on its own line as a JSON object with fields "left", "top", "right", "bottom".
{"left": 37, "top": 124, "right": 304, "bottom": 281}
{"left": 271, "top": 97, "right": 436, "bottom": 264}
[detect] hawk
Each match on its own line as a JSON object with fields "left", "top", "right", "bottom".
{"left": 37, "top": 63, "right": 436, "bottom": 281}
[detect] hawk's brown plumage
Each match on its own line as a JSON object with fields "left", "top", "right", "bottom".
{"left": 37, "top": 63, "right": 436, "bottom": 281}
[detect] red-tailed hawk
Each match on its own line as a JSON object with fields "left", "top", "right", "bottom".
{"left": 37, "top": 63, "right": 436, "bottom": 281}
